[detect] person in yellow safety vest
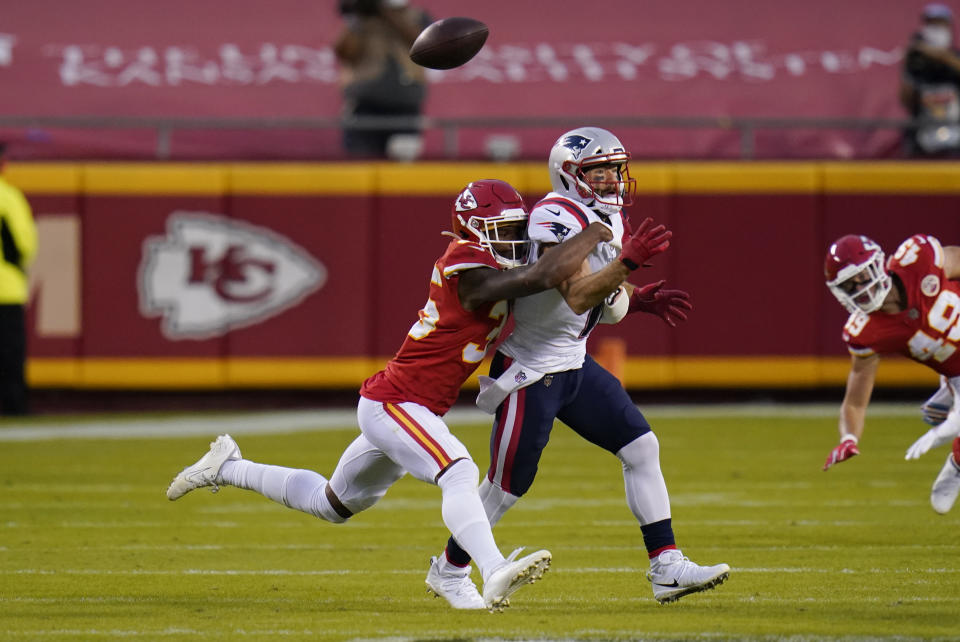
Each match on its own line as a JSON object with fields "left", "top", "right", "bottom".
{"left": 0, "top": 143, "right": 37, "bottom": 415}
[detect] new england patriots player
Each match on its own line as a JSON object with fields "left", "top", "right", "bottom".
{"left": 823, "top": 233, "right": 960, "bottom": 514}
{"left": 165, "top": 179, "right": 614, "bottom": 611}
{"left": 426, "top": 128, "right": 730, "bottom": 608}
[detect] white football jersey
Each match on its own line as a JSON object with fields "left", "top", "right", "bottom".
{"left": 500, "top": 192, "right": 625, "bottom": 372}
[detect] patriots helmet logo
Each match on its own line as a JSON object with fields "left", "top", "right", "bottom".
{"left": 538, "top": 221, "right": 571, "bottom": 242}
{"left": 561, "top": 135, "right": 593, "bottom": 160}
{"left": 455, "top": 188, "right": 479, "bottom": 212}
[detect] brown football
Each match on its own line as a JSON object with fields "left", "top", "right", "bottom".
{"left": 409, "top": 17, "right": 489, "bottom": 70}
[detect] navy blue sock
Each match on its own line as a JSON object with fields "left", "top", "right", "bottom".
{"left": 641, "top": 518, "right": 676, "bottom": 558}
{"left": 444, "top": 535, "right": 472, "bottom": 567}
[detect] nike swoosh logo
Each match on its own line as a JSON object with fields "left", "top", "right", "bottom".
{"left": 653, "top": 580, "right": 680, "bottom": 588}
{"left": 545, "top": 207, "right": 562, "bottom": 217}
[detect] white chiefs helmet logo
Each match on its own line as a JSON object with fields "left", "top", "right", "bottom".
{"left": 921, "top": 274, "right": 941, "bottom": 297}
{"left": 138, "top": 212, "right": 326, "bottom": 340}
{"left": 455, "top": 188, "right": 478, "bottom": 212}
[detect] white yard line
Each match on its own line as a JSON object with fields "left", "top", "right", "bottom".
{"left": 0, "top": 402, "right": 921, "bottom": 442}
{"left": 6, "top": 566, "right": 958, "bottom": 575}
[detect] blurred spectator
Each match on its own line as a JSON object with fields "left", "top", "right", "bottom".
{"left": 900, "top": 3, "right": 960, "bottom": 157}
{"left": 334, "top": 0, "right": 432, "bottom": 159}
{"left": 0, "top": 143, "right": 37, "bottom": 415}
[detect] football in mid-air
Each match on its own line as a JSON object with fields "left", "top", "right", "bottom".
{"left": 409, "top": 17, "right": 489, "bottom": 70}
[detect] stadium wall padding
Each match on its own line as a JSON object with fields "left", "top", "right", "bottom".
{"left": 10, "top": 161, "right": 960, "bottom": 390}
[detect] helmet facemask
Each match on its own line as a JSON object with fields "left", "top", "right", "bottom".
{"left": 458, "top": 208, "right": 530, "bottom": 268}
{"left": 826, "top": 249, "right": 892, "bottom": 314}
{"left": 449, "top": 179, "right": 532, "bottom": 269}
{"left": 561, "top": 155, "right": 636, "bottom": 217}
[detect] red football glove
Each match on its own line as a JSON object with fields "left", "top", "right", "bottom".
{"left": 627, "top": 280, "right": 692, "bottom": 327}
{"left": 620, "top": 217, "right": 672, "bottom": 270}
{"left": 823, "top": 436, "right": 860, "bottom": 471}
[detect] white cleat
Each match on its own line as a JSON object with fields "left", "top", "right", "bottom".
{"left": 166, "top": 434, "right": 241, "bottom": 501}
{"left": 647, "top": 549, "right": 730, "bottom": 604}
{"left": 931, "top": 453, "right": 960, "bottom": 514}
{"left": 425, "top": 556, "right": 485, "bottom": 610}
{"left": 481, "top": 548, "right": 551, "bottom": 612}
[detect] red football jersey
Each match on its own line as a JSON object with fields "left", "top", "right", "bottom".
{"left": 842, "top": 235, "right": 960, "bottom": 377}
{"left": 360, "top": 239, "right": 508, "bottom": 415}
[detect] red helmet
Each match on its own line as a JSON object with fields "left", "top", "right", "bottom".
{"left": 824, "top": 235, "right": 892, "bottom": 314}
{"left": 451, "top": 179, "right": 530, "bottom": 268}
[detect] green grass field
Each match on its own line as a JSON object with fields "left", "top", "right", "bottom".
{"left": 2, "top": 404, "right": 959, "bottom": 641}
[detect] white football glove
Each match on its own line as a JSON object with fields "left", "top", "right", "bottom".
{"left": 905, "top": 419, "right": 960, "bottom": 460}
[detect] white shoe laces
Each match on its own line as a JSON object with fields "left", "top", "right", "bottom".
{"left": 445, "top": 574, "right": 478, "bottom": 595}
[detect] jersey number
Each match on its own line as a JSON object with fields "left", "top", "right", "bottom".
{"left": 408, "top": 298, "right": 509, "bottom": 364}
{"left": 578, "top": 304, "right": 604, "bottom": 339}
{"left": 892, "top": 237, "right": 923, "bottom": 267}
{"left": 844, "top": 311, "right": 870, "bottom": 337}
{"left": 408, "top": 266, "right": 444, "bottom": 340}
{"left": 907, "top": 290, "right": 960, "bottom": 363}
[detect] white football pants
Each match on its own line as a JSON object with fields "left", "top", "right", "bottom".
{"left": 221, "top": 397, "right": 507, "bottom": 579}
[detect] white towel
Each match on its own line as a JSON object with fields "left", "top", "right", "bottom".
{"left": 475, "top": 360, "right": 545, "bottom": 414}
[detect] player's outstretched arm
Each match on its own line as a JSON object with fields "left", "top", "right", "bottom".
{"left": 458, "top": 222, "right": 612, "bottom": 311}
{"left": 905, "top": 377, "right": 960, "bottom": 460}
{"left": 824, "top": 354, "right": 878, "bottom": 470}
{"left": 558, "top": 217, "right": 673, "bottom": 314}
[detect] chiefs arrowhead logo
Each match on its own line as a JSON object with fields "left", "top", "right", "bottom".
{"left": 138, "top": 212, "right": 326, "bottom": 340}
{"left": 455, "top": 188, "right": 478, "bottom": 212}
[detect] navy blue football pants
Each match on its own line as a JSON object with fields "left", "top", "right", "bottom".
{"left": 442, "top": 350, "right": 654, "bottom": 565}
{"left": 484, "top": 350, "right": 652, "bottom": 496}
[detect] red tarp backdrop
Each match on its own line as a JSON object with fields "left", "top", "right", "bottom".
{"left": 0, "top": 0, "right": 946, "bottom": 159}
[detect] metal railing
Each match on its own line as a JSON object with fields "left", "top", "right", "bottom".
{"left": 0, "top": 114, "right": 927, "bottom": 160}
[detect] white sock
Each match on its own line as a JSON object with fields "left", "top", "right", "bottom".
{"left": 478, "top": 477, "right": 519, "bottom": 527}
{"left": 617, "top": 432, "right": 671, "bottom": 525}
{"left": 219, "top": 459, "right": 346, "bottom": 523}
{"left": 438, "top": 459, "right": 505, "bottom": 581}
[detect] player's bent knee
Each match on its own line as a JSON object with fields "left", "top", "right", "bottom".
{"left": 436, "top": 457, "right": 479, "bottom": 489}
{"left": 323, "top": 483, "right": 354, "bottom": 522}
{"left": 618, "top": 431, "right": 660, "bottom": 467}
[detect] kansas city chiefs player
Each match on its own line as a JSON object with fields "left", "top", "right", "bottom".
{"left": 166, "top": 179, "right": 614, "bottom": 611}
{"left": 823, "top": 233, "right": 960, "bottom": 514}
